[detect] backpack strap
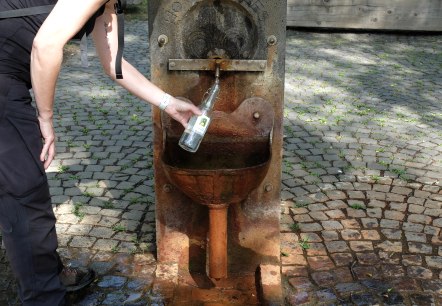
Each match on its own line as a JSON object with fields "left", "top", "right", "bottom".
{"left": 114, "top": 0, "right": 126, "bottom": 79}
{"left": 0, "top": 5, "right": 55, "bottom": 19}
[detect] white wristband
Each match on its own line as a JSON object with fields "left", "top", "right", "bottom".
{"left": 159, "top": 93, "right": 172, "bottom": 111}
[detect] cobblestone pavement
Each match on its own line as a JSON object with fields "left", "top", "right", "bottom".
{"left": 0, "top": 20, "right": 441, "bottom": 305}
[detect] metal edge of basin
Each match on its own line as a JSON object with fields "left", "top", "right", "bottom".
{"left": 161, "top": 141, "right": 272, "bottom": 205}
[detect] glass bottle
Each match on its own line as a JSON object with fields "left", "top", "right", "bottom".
{"left": 179, "top": 67, "right": 220, "bottom": 153}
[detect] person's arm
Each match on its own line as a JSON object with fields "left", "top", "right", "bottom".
{"left": 91, "top": 2, "right": 201, "bottom": 127}
{"left": 31, "top": 0, "right": 107, "bottom": 169}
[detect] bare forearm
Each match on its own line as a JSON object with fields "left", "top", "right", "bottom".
{"left": 31, "top": 43, "right": 63, "bottom": 121}
{"left": 114, "top": 60, "right": 167, "bottom": 107}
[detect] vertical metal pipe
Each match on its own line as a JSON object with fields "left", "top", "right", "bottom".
{"left": 208, "top": 205, "right": 228, "bottom": 279}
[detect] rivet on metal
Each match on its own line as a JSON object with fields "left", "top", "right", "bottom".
{"left": 158, "top": 34, "right": 169, "bottom": 47}
{"left": 267, "top": 35, "right": 277, "bottom": 46}
{"left": 253, "top": 112, "right": 260, "bottom": 119}
{"left": 163, "top": 184, "right": 172, "bottom": 193}
{"left": 169, "top": 61, "right": 176, "bottom": 68}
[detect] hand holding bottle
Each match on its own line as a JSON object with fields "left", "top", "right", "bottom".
{"left": 161, "top": 96, "right": 202, "bottom": 128}
{"left": 179, "top": 66, "right": 221, "bottom": 153}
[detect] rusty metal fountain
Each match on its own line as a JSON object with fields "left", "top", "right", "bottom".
{"left": 149, "top": 1, "right": 287, "bottom": 304}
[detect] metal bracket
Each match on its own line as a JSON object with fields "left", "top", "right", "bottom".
{"left": 168, "top": 59, "right": 267, "bottom": 72}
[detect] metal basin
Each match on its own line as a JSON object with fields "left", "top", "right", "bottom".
{"left": 162, "top": 139, "right": 271, "bottom": 205}
{"left": 161, "top": 97, "right": 274, "bottom": 205}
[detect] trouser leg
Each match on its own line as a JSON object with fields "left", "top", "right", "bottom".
{"left": 0, "top": 97, "right": 65, "bottom": 305}
{"left": 0, "top": 186, "right": 65, "bottom": 306}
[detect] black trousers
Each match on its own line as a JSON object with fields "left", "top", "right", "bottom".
{"left": 0, "top": 76, "right": 65, "bottom": 305}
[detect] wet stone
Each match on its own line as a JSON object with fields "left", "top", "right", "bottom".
{"left": 360, "top": 279, "right": 391, "bottom": 292}
{"left": 335, "top": 282, "right": 364, "bottom": 295}
{"left": 288, "top": 277, "right": 315, "bottom": 292}
{"left": 124, "top": 292, "right": 143, "bottom": 304}
{"left": 392, "top": 278, "right": 421, "bottom": 291}
{"left": 286, "top": 291, "right": 311, "bottom": 306}
{"left": 351, "top": 292, "right": 378, "bottom": 306}
{"left": 97, "top": 275, "right": 127, "bottom": 288}
{"left": 102, "top": 292, "right": 128, "bottom": 305}
{"left": 315, "top": 288, "right": 337, "bottom": 303}
{"left": 382, "top": 292, "right": 405, "bottom": 306}
{"left": 73, "top": 292, "right": 105, "bottom": 306}
{"left": 409, "top": 293, "right": 435, "bottom": 306}
{"left": 89, "top": 261, "right": 114, "bottom": 275}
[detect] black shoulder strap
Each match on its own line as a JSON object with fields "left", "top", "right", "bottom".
{"left": 114, "top": 0, "right": 126, "bottom": 79}
{"left": 0, "top": 5, "right": 55, "bottom": 19}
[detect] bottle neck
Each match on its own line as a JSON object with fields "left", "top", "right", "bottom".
{"left": 201, "top": 78, "right": 220, "bottom": 111}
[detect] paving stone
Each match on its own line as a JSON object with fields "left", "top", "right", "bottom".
{"left": 408, "top": 242, "right": 433, "bottom": 254}
{"left": 380, "top": 219, "right": 400, "bottom": 229}
{"left": 422, "top": 279, "right": 442, "bottom": 294}
{"left": 361, "top": 230, "right": 381, "bottom": 240}
{"left": 282, "top": 266, "right": 309, "bottom": 278}
{"left": 321, "top": 220, "right": 344, "bottom": 230}
{"left": 425, "top": 256, "right": 442, "bottom": 269}
{"left": 409, "top": 293, "right": 435, "bottom": 306}
{"left": 381, "top": 265, "right": 405, "bottom": 278}
{"left": 405, "top": 232, "right": 427, "bottom": 243}
{"left": 356, "top": 252, "right": 380, "bottom": 265}
{"left": 351, "top": 292, "right": 378, "bottom": 306}
{"left": 307, "top": 256, "right": 335, "bottom": 271}
{"left": 341, "top": 229, "right": 362, "bottom": 240}
{"left": 299, "top": 223, "right": 323, "bottom": 232}
{"left": 322, "top": 230, "right": 339, "bottom": 241}
{"left": 315, "top": 288, "right": 337, "bottom": 303}
{"left": 341, "top": 219, "right": 361, "bottom": 229}
{"left": 407, "top": 266, "right": 433, "bottom": 279}
{"left": 335, "top": 282, "right": 364, "bottom": 295}
{"left": 408, "top": 214, "right": 433, "bottom": 224}
{"left": 361, "top": 218, "right": 379, "bottom": 228}
{"left": 97, "top": 275, "right": 127, "bottom": 288}
{"left": 326, "top": 200, "right": 348, "bottom": 209}
{"left": 350, "top": 241, "right": 373, "bottom": 252}
{"left": 288, "top": 277, "right": 315, "bottom": 292}
{"left": 403, "top": 222, "right": 424, "bottom": 233}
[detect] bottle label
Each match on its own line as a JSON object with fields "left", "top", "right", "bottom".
{"left": 192, "top": 115, "right": 210, "bottom": 135}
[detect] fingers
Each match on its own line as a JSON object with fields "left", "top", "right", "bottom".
{"left": 38, "top": 116, "right": 56, "bottom": 169}
{"left": 40, "top": 139, "right": 55, "bottom": 169}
